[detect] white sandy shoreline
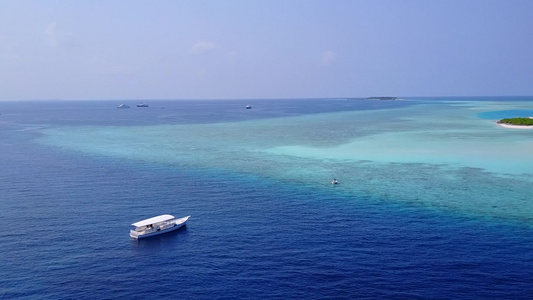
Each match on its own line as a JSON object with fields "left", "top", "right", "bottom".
{"left": 496, "top": 122, "right": 533, "bottom": 129}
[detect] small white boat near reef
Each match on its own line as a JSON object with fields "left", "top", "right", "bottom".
{"left": 130, "top": 214, "right": 189, "bottom": 239}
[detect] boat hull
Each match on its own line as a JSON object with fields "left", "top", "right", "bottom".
{"left": 130, "top": 216, "right": 189, "bottom": 239}
{"left": 130, "top": 223, "right": 186, "bottom": 239}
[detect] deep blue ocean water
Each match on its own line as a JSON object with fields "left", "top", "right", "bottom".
{"left": 1, "top": 98, "right": 532, "bottom": 299}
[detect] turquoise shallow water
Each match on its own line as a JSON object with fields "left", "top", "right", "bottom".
{"left": 1, "top": 98, "right": 532, "bottom": 299}
{"left": 38, "top": 99, "right": 533, "bottom": 223}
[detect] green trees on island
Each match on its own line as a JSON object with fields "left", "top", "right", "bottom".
{"left": 498, "top": 117, "right": 533, "bottom": 126}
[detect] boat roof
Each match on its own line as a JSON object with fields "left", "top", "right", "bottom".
{"left": 132, "top": 214, "right": 175, "bottom": 227}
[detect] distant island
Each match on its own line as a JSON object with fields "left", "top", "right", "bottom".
{"left": 365, "top": 97, "right": 401, "bottom": 101}
{"left": 497, "top": 117, "right": 533, "bottom": 129}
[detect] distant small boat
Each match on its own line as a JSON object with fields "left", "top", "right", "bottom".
{"left": 130, "top": 214, "right": 190, "bottom": 239}
{"left": 331, "top": 178, "right": 338, "bottom": 185}
{"left": 245, "top": 105, "right": 252, "bottom": 109}
{"left": 117, "top": 104, "right": 130, "bottom": 109}
{"left": 137, "top": 103, "right": 149, "bottom": 107}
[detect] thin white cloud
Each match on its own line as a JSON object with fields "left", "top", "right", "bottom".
{"left": 45, "top": 21, "right": 73, "bottom": 47}
{"left": 46, "top": 22, "right": 58, "bottom": 47}
{"left": 320, "top": 50, "right": 337, "bottom": 66}
{"left": 192, "top": 40, "right": 216, "bottom": 54}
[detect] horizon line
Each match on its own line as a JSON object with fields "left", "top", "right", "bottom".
{"left": 1, "top": 95, "right": 532, "bottom": 102}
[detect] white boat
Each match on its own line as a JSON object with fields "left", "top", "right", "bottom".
{"left": 117, "top": 104, "right": 131, "bottom": 109}
{"left": 130, "top": 214, "right": 190, "bottom": 239}
{"left": 245, "top": 105, "right": 252, "bottom": 109}
{"left": 331, "top": 178, "right": 338, "bottom": 185}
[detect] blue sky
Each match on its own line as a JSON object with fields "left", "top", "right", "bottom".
{"left": 1, "top": 0, "right": 532, "bottom": 100}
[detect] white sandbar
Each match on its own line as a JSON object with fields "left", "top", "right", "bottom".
{"left": 497, "top": 123, "right": 533, "bottom": 129}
